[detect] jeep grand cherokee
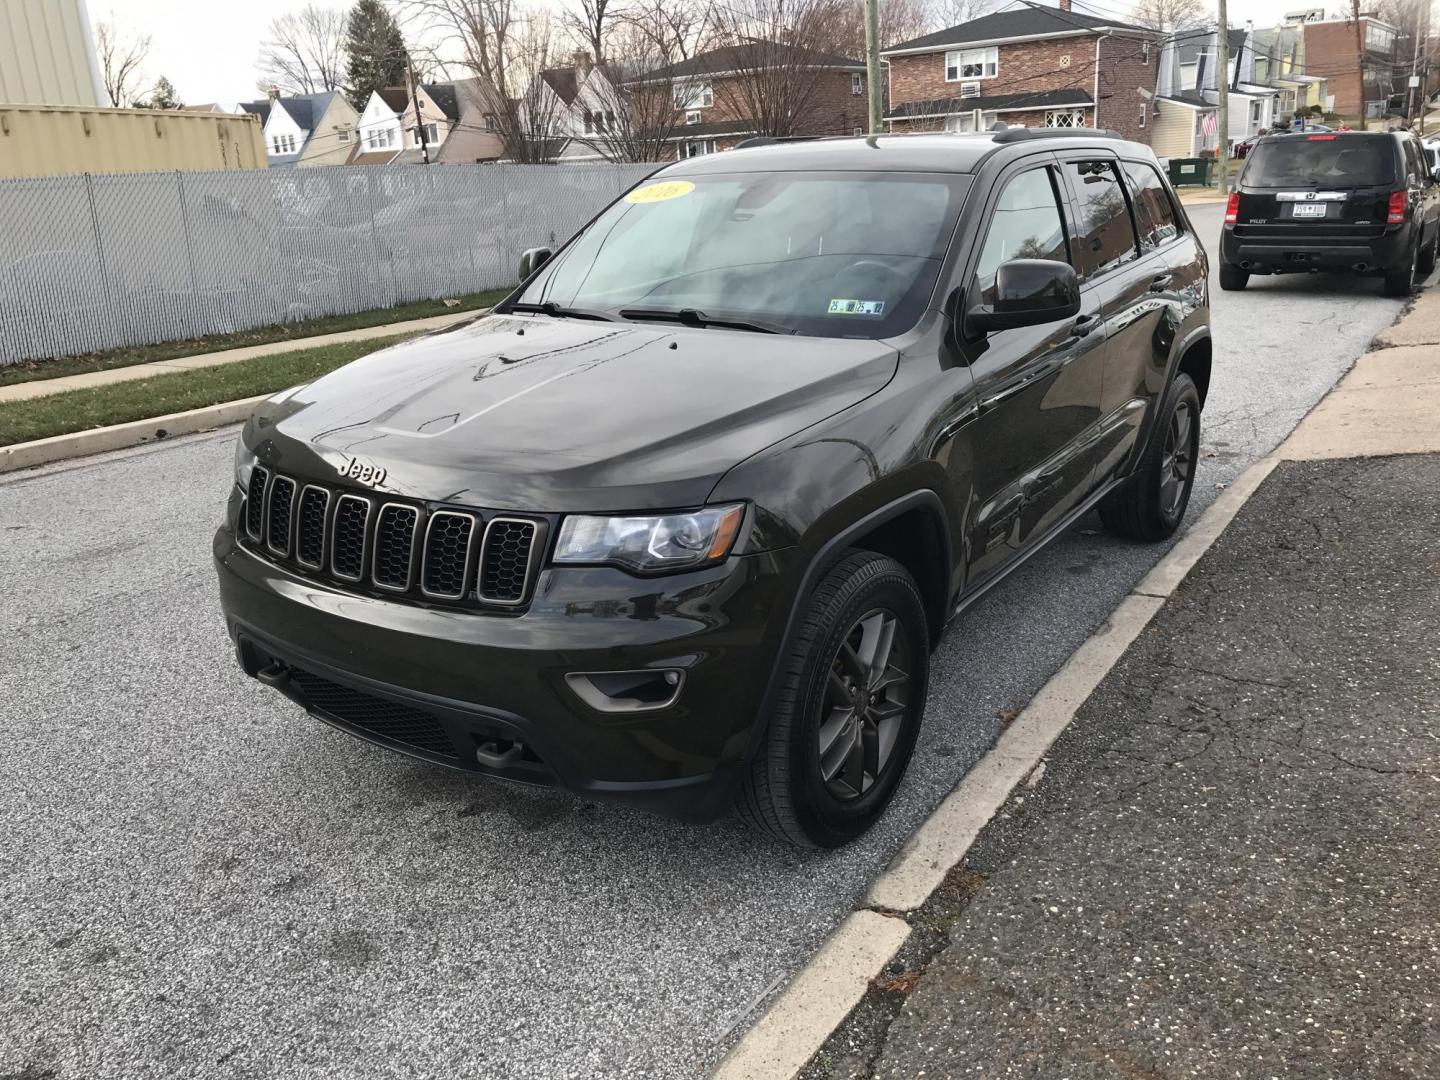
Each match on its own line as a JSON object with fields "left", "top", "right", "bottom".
{"left": 215, "top": 130, "right": 1212, "bottom": 848}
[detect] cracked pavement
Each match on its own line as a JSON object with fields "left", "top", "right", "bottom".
{"left": 811, "top": 455, "right": 1440, "bottom": 1079}
{"left": 0, "top": 205, "right": 1418, "bottom": 1079}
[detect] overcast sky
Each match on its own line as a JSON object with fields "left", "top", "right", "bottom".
{"left": 102, "top": 0, "right": 1332, "bottom": 105}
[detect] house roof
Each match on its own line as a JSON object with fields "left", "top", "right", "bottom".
{"left": 349, "top": 148, "right": 402, "bottom": 166}
{"left": 240, "top": 100, "right": 271, "bottom": 124}
{"left": 1156, "top": 91, "right": 1215, "bottom": 109}
{"left": 423, "top": 83, "right": 461, "bottom": 121}
{"left": 883, "top": 7, "right": 1148, "bottom": 55}
{"left": 378, "top": 86, "right": 409, "bottom": 113}
{"left": 886, "top": 87, "right": 1093, "bottom": 120}
{"left": 1174, "top": 28, "right": 1248, "bottom": 66}
{"left": 540, "top": 68, "right": 579, "bottom": 105}
{"left": 276, "top": 91, "right": 337, "bottom": 133}
{"left": 662, "top": 119, "right": 759, "bottom": 140}
{"left": 640, "top": 42, "right": 863, "bottom": 82}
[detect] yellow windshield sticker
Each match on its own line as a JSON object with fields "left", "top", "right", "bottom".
{"left": 625, "top": 180, "right": 695, "bottom": 204}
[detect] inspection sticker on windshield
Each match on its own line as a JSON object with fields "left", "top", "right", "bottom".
{"left": 624, "top": 180, "right": 695, "bottom": 204}
{"left": 828, "top": 299, "right": 885, "bottom": 316}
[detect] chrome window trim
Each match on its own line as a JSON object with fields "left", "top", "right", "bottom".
{"left": 419, "top": 509, "right": 481, "bottom": 601}
{"left": 330, "top": 493, "right": 372, "bottom": 583}
{"left": 294, "top": 484, "right": 332, "bottom": 571}
{"left": 245, "top": 465, "right": 271, "bottom": 544}
{"left": 477, "top": 516, "right": 547, "bottom": 607}
{"left": 265, "top": 474, "right": 298, "bottom": 558}
{"left": 372, "top": 501, "right": 422, "bottom": 593}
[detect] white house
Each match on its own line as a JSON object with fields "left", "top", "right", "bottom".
{"left": 352, "top": 87, "right": 408, "bottom": 164}
{"left": 243, "top": 91, "right": 357, "bottom": 167}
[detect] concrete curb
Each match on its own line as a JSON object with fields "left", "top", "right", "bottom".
{"left": 0, "top": 395, "right": 266, "bottom": 475}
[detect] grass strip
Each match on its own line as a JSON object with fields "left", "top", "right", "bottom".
{"left": 0, "top": 288, "right": 507, "bottom": 389}
{"left": 0, "top": 334, "right": 408, "bottom": 447}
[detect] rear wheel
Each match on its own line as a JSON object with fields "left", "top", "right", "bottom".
{"left": 1099, "top": 373, "right": 1201, "bottom": 543}
{"left": 1383, "top": 237, "right": 1419, "bottom": 296}
{"left": 1219, "top": 264, "right": 1249, "bottom": 291}
{"left": 1418, "top": 224, "right": 1438, "bottom": 275}
{"left": 737, "top": 551, "right": 929, "bottom": 848}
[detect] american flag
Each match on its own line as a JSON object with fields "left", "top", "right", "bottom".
{"left": 1200, "top": 111, "right": 1219, "bottom": 138}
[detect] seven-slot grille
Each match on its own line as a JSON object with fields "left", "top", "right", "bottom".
{"left": 240, "top": 472, "right": 542, "bottom": 608}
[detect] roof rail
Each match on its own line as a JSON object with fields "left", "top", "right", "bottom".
{"left": 990, "top": 127, "right": 1125, "bottom": 143}
{"left": 733, "top": 135, "right": 822, "bottom": 149}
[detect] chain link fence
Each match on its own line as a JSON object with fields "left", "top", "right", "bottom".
{"left": 0, "top": 162, "right": 656, "bottom": 365}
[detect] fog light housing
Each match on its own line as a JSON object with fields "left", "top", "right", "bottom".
{"left": 564, "top": 669, "right": 685, "bottom": 713}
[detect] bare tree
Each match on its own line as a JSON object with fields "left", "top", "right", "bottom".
{"left": 928, "top": 0, "right": 999, "bottom": 30}
{"left": 572, "top": 16, "right": 692, "bottom": 161}
{"left": 403, "top": 0, "right": 570, "bottom": 161}
{"left": 257, "top": 5, "right": 347, "bottom": 95}
{"left": 619, "top": 0, "right": 711, "bottom": 62}
{"left": 706, "top": 0, "right": 856, "bottom": 139}
{"left": 1129, "top": 0, "right": 1208, "bottom": 33}
{"left": 832, "top": 0, "right": 936, "bottom": 53}
{"left": 564, "top": 0, "right": 622, "bottom": 65}
{"left": 95, "top": 20, "right": 150, "bottom": 107}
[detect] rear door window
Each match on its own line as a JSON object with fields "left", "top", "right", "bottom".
{"left": 1121, "top": 160, "right": 1181, "bottom": 252}
{"left": 1245, "top": 135, "right": 1396, "bottom": 187}
{"left": 1062, "top": 160, "right": 1138, "bottom": 279}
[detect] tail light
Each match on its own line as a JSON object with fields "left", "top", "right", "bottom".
{"left": 1224, "top": 192, "right": 1239, "bottom": 224}
{"left": 1387, "top": 190, "right": 1407, "bottom": 225}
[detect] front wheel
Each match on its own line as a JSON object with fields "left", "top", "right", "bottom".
{"left": 1219, "top": 264, "right": 1249, "bottom": 291}
{"left": 1099, "top": 373, "right": 1201, "bottom": 543}
{"left": 737, "top": 551, "right": 929, "bottom": 848}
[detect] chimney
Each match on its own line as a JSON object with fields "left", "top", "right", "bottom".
{"left": 572, "top": 48, "right": 593, "bottom": 75}
{"left": 266, "top": 85, "right": 281, "bottom": 103}
{"left": 1059, "top": 0, "right": 1071, "bottom": 9}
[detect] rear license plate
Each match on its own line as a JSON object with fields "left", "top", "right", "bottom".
{"left": 1291, "top": 203, "right": 1328, "bottom": 218}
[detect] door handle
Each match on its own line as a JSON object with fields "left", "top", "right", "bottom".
{"left": 1149, "top": 272, "right": 1173, "bottom": 292}
{"left": 1070, "top": 313, "right": 1098, "bottom": 338}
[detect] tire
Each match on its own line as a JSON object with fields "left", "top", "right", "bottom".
{"left": 1418, "top": 224, "right": 1438, "bottom": 275}
{"left": 737, "top": 550, "right": 929, "bottom": 848}
{"left": 1099, "top": 373, "right": 1201, "bottom": 543}
{"left": 1383, "top": 238, "right": 1419, "bottom": 296}
{"left": 1219, "top": 264, "right": 1249, "bottom": 291}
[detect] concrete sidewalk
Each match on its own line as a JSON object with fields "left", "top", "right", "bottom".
{"left": 0, "top": 309, "right": 481, "bottom": 405}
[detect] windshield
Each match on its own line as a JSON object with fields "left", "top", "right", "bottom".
{"left": 1245, "top": 135, "right": 1395, "bottom": 187}
{"left": 517, "top": 170, "right": 969, "bottom": 338}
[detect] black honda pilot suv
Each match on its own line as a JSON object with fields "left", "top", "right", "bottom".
{"left": 215, "top": 130, "right": 1212, "bottom": 847}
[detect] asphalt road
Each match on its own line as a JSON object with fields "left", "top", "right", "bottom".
{"left": 0, "top": 204, "right": 1411, "bottom": 1079}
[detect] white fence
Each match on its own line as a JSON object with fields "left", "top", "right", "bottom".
{"left": 0, "top": 162, "right": 656, "bottom": 364}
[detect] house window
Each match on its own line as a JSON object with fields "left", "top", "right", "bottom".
{"left": 338, "top": 128, "right": 350, "bottom": 143}
{"left": 1141, "top": 41, "right": 1151, "bottom": 64}
{"left": 412, "top": 122, "right": 439, "bottom": 144}
{"left": 583, "top": 110, "right": 595, "bottom": 134}
{"left": 365, "top": 127, "right": 395, "bottom": 150}
{"left": 1044, "top": 109, "right": 1087, "bottom": 128}
{"left": 945, "top": 47, "right": 998, "bottom": 82}
{"left": 852, "top": 73, "right": 864, "bottom": 95}
{"left": 944, "top": 110, "right": 998, "bottom": 133}
{"left": 483, "top": 113, "right": 496, "bottom": 132}
{"left": 678, "top": 139, "right": 717, "bottom": 159}
{"left": 673, "top": 80, "right": 713, "bottom": 110}
{"left": 271, "top": 133, "right": 297, "bottom": 154}
{"left": 1139, "top": 105, "right": 1147, "bottom": 129}
{"left": 606, "top": 110, "right": 616, "bottom": 130}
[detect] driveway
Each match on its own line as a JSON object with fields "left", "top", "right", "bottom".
{"left": 0, "top": 204, "right": 1411, "bottom": 1079}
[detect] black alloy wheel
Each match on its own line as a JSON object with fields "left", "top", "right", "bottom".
{"left": 1159, "top": 399, "right": 1196, "bottom": 518}
{"left": 818, "top": 607, "right": 914, "bottom": 801}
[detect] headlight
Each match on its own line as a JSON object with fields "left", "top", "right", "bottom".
{"left": 553, "top": 504, "right": 745, "bottom": 573}
{"left": 233, "top": 438, "right": 256, "bottom": 489}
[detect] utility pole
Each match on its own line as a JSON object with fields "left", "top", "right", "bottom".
{"left": 1410, "top": 0, "right": 1426, "bottom": 132}
{"left": 1217, "top": 0, "right": 1229, "bottom": 198}
{"left": 408, "top": 56, "right": 430, "bottom": 164}
{"left": 863, "top": 0, "right": 882, "bottom": 134}
{"left": 1352, "top": 0, "right": 1366, "bottom": 129}
{"left": 1421, "top": 0, "right": 1432, "bottom": 136}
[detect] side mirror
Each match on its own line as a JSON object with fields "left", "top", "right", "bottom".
{"left": 965, "top": 259, "right": 1081, "bottom": 335}
{"left": 518, "top": 246, "right": 553, "bottom": 282}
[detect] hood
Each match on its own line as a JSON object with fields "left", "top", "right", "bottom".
{"left": 251, "top": 314, "right": 898, "bottom": 512}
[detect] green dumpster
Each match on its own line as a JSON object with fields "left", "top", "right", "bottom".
{"left": 1167, "top": 157, "right": 1214, "bottom": 186}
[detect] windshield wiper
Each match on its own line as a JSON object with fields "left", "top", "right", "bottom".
{"left": 619, "top": 307, "right": 784, "bottom": 334}
{"left": 507, "top": 300, "right": 615, "bottom": 322}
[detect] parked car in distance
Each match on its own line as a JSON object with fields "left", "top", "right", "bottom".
{"left": 1220, "top": 129, "right": 1440, "bottom": 295}
{"left": 214, "top": 130, "right": 1212, "bottom": 847}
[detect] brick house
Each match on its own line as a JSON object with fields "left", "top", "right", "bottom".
{"left": 881, "top": 6, "right": 1161, "bottom": 142}
{"left": 635, "top": 42, "right": 868, "bottom": 160}
{"left": 1297, "top": 15, "right": 1399, "bottom": 120}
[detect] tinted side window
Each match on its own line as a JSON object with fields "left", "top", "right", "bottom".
{"left": 1122, "top": 160, "right": 1181, "bottom": 252}
{"left": 974, "top": 167, "right": 1069, "bottom": 305}
{"left": 1404, "top": 138, "right": 1423, "bottom": 182}
{"left": 1063, "top": 160, "right": 1137, "bottom": 278}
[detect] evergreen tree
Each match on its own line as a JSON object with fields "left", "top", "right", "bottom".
{"left": 145, "top": 76, "right": 183, "bottom": 109}
{"left": 344, "top": 0, "right": 408, "bottom": 109}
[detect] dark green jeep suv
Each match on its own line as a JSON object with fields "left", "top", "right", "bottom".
{"left": 215, "top": 130, "right": 1211, "bottom": 847}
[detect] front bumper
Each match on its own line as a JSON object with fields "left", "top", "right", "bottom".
{"left": 1220, "top": 224, "right": 1412, "bottom": 274}
{"left": 214, "top": 522, "right": 796, "bottom": 821}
